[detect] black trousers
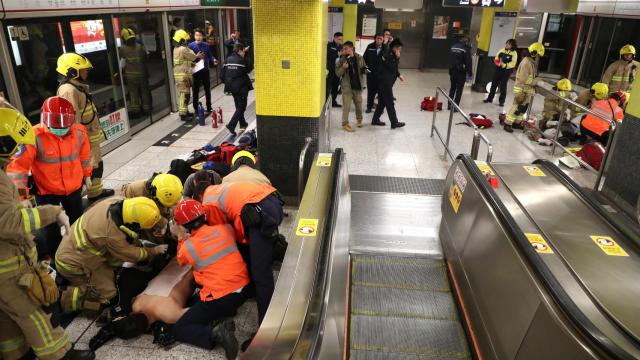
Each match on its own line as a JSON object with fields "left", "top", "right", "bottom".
{"left": 366, "top": 73, "right": 378, "bottom": 110}
{"left": 239, "top": 195, "right": 284, "bottom": 325}
{"left": 580, "top": 122, "right": 610, "bottom": 145}
{"left": 326, "top": 72, "right": 340, "bottom": 104}
{"left": 228, "top": 91, "right": 248, "bottom": 132}
{"left": 487, "top": 67, "right": 512, "bottom": 105}
{"left": 372, "top": 82, "right": 398, "bottom": 126}
{"left": 192, "top": 69, "right": 212, "bottom": 111}
{"left": 35, "top": 187, "right": 83, "bottom": 258}
{"left": 172, "top": 292, "right": 243, "bottom": 349}
{"left": 448, "top": 70, "right": 466, "bottom": 106}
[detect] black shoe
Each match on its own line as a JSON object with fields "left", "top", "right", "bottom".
{"left": 483, "top": 99, "right": 492, "bottom": 104}
{"left": 365, "top": 108, "right": 372, "bottom": 113}
{"left": 241, "top": 333, "right": 256, "bottom": 352}
{"left": 498, "top": 103, "right": 504, "bottom": 107}
{"left": 89, "top": 324, "right": 115, "bottom": 351}
{"left": 332, "top": 102, "right": 342, "bottom": 108}
{"left": 211, "top": 319, "right": 238, "bottom": 360}
{"left": 371, "top": 121, "right": 386, "bottom": 126}
{"left": 62, "top": 348, "right": 95, "bottom": 360}
{"left": 151, "top": 321, "right": 177, "bottom": 349}
{"left": 180, "top": 114, "right": 193, "bottom": 121}
{"left": 391, "top": 122, "right": 406, "bottom": 129}
{"left": 226, "top": 125, "right": 236, "bottom": 136}
{"left": 504, "top": 124, "right": 514, "bottom": 133}
{"left": 89, "top": 189, "right": 114, "bottom": 203}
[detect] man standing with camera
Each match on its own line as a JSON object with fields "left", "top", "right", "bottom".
{"left": 336, "top": 41, "right": 366, "bottom": 132}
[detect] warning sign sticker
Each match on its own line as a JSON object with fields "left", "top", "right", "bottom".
{"left": 316, "top": 153, "right": 332, "bottom": 167}
{"left": 475, "top": 161, "right": 495, "bottom": 176}
{"left": 590, "top": 236, "right": 629, "bottom": 257}
{"left": 523, "top": 165, "right": 546, "bottom": 177}
{"left": 453, "top": 167, "right": 467, "bottom": 193}
{"left": 296, "top": 218, "right": 319, "bottom": 237}
{"left": 526, "top": 233, "right": 554, "bottom": 254}
{"left": 449, "top": 184, "right": 463, "bottom": 213}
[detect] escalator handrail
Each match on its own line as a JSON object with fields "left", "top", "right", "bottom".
{"left": 458, "top": 154, "right": 636, "bottom": 360}
{"left": 533, "top": 159, "right": 640, "bottom": 252}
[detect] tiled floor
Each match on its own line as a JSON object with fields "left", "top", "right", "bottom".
{"left": 330, "top": 69, "right": 596, "bottom": 187}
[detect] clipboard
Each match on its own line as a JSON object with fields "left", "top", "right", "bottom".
{"left": 192, "top": 59, "right": 205, "bottom": 74}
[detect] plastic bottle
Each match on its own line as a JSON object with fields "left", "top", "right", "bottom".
{"left": 211, "top": 110, "right": 218, "bottom": 128}
{"left": 197, "top": 102, "right": 205, "bottom": 126}
{"left": 217, "top": 107, "right": 223, "bottom": 123}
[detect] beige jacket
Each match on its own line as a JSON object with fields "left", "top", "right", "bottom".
{"left": 0, "top": 158, "right": 59, "bottom": 271}
{"left": 120, "top": 43, "right": 148, "bottom": 81}
{"left": 335, "top": 53, "right": 366, "bottom": 95}
{"left": 222, "top": 165, "right": 272, "bottom": 185}
{"left": 513, "top": 57, "right": 537, "bottom": 95}
{"left": 173, "top": 45, "right": 197, "bottom": 83}
{"left": 57, "top": 79, "right": 105, "bottom": 144}
{"left": 602, "top": 59, "right": 639, "bottom": 93}
{"left": 56, "top": 197, "right": 149, "bottom": 274}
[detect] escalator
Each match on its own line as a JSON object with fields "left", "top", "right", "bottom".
{"left": 242, "top": 150, "right": 640, "bottom": 359}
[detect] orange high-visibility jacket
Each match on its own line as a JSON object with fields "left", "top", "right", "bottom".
{"left": 177, "top": 224, "right": 249, "bottom": 301}
{"left": 201, "top": 182, "right": 276, "bottom": 244}
{"left": 7, "top": 123, "right": 91, "bottom": 196}
{"left": 582, "top": 98, "right": 624, "bottom": 136}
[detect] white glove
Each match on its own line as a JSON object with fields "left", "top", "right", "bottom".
{"left": 568, "top": 92, "right": 578, "bottom": 101}
{"left": 21, "top": 198, "right": 33, "bottom": 208}
{"left": 56, "top": 210, "right": 71, "bottom": 236}
{"left": 149, "top": 244, "right": 168, "bottom": 256}
{"left": 565, "top": 109, "right": 572, "bottom": 119}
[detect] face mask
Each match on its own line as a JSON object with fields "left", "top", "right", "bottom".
{"left": 50, "top": 127, "right": 70, "bottom": 137}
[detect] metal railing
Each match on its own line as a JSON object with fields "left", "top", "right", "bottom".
{"left": 298, "top": 137, "right": 313, "bottom": 204}
{"left": 430, "top": 87, "right": 494, "bottom": 162}
{"left": 529, "top": 86, "right": 618, "bottom": 190}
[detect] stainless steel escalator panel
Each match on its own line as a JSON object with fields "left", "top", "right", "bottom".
{"left": 351, "top": 256, "right": 449, "bottom": 291}
{"left": 350, "top": 192, "right": 443, "bottom": 257}
{"left": 492, "top": 163, "right": 640, "bottom": 343}
{"left": 350, "top": 350, "right": 459, "bottom": 360}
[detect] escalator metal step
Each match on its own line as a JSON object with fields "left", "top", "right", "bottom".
{"left": 350, "top": 314, "right": 469, "bottom": 359}
{"left": 351, "top": 349, "right": 462, "bottom": 360}
{"left": 352, "top": 255, "right": 449, "bottom": 292}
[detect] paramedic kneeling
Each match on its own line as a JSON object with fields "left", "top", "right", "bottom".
{"left": 170, "top": 199, "right": 247, "bottom": 359}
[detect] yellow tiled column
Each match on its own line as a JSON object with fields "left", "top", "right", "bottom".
{"left": 252, "top": 0, "right": 328, "bottom": 199}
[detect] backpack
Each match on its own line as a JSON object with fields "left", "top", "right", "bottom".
{"left": 219, "top": 142, "right": 239, "bottom": 166}
{"left": 577, "top": 141, "right": 605, "bottom": 170}
{"left": 420, "top": 96, "right": 442, "bottom": 111}
{"left": 469, "top": 113, "right": 493, "bottom": 128}
{"left": 168, "top": 159, "right": 194, "bottom": 185}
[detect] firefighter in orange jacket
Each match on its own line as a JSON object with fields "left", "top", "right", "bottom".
{"left": 202, "top": 182, "right": 284, "bottom": 325}
{"left": 0, "top": 105, "right": 95, "bottom": 360}
{"left": 165, "top": 199, "right": 245, "bottom": 358}
{"left": 580, "top": 83, "right": 625, "bottom": 145}
{"left": 7, "top": 96, "right": 92, "bottom": 259}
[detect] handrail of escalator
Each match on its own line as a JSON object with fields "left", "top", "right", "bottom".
{"left": 458, "top": 154, "right": 637, "bottom": 360}
{"left": 533, "top": 159, "right": 640, "bottom": 250}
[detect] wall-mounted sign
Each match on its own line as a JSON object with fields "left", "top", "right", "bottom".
{"left": 200, "top": 0, "right": 250, "bottom": 6}
{"left": 443, "top": 0, "right": 504, "bottom": 7}
{"left": 388, "top": 22, "right": 402, "bottom": 30}
{"left": 100, "top": 108, "right": 129, "bottom": 147}
{"left": 2, "top": 0, "right": 117, "bottom": 12}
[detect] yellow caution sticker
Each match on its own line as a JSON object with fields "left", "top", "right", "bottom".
{"left": 316, "top": 153, "right": 332, "bottom": 167}
{"left": 590, "top": 236, "right": 629, "bottom": 257}
{"left": 475, "top": 161, "right": 495, "bottom": 176}
{"left": 296, "top": 218, "right": 318, "bottom": 237}
{"left": 523, "top": 165, "right": 546, "bottom": 177}
{"left": 525, "top": 233, "right": 554, "bottom": 254}
{"left": 449, "top": 184, "right": 463, "bottom": 213}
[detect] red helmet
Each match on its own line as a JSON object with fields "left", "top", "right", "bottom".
{"left": 41, "top": 96, "right": 75, "bottom": 129}
{"left": 174, "top": 199, "right": 205, "bottom": 225}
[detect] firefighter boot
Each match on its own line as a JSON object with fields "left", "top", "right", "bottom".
{"left": 61, "top": 348, "right": 96, "bottom": 360}
{"left": 211, "top": 318, "right": 238, "bottom": 360}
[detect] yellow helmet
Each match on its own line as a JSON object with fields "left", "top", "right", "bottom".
{"left": 528, "top": 42, "right": 545, "bottom": 57}
{"left": 56, "top": 52, "right": 93, "bottom": 79}
{"left": 591, "top": 82, "right": 609, "bottom": 100}
{"left": 0, "top": 108, "right": 35, "bottom": 157}
{"left": 121, "top": 28, "right": 136, "bottom": 41}
{"left": 150, "top": 174, "right": 183, "bottom": 207}
{"left": 173, "top": 29, "right": 190, "bottom": 44}
{"left": 556, "top": 78, "right": 572, "bottom": 92}
{"left": 122, "top": 197, "right": 161, "bottom": 230}
{"left": 620, "top": 44, "right": 636, "bottom": 57}
{"left": 231, "top": 150, "right": 256, "bottom": 166}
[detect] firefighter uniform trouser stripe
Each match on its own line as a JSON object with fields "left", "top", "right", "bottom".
{"left": 29, "top": 309, "right": 53, "bottom": 345}
{"left": 0, "top": 336, "right": 25, "bottom": 353}
{"left": 73, "top": 216, "right": 105, "bottom": 256}
{"left": 55, "top": 258, "right": 84, "bottom": 275}
{"left": 72, "top": 287, "right": 80, "bottom": 311}
{"left": 20, "top": 208, "right": 40, "bottom": 233}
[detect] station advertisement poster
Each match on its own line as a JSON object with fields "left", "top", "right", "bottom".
{"left": 2, "top": 0, "right": 117, "bottom": 11}
{"left": 442, "top": 0, "right": 504, "bottom": 7}
{"left": 100, "top": 108, "right": 129, "bottom": 147}
{"left": 70, "top": 20, "right": 107, "bottom": 54}
{"left": 200, "top": 0, "right": 250, "bottom": 6}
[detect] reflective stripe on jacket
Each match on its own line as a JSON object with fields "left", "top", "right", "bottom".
{"left": 120, "top": 43, "right": 148, "bottom": 80}
{"left": 173, "top": 45, "right": 196, "bottom": 82}
{"left": 513, "top": 57, "right": 537, "bottom": 95}
{"left": 601, "top": 59, "right": 639, "bottom": 93}
{"left": 201, "top": 182, "right": 276, "bottom": 244}
{"left": 581, "top": 98, "right": 624, "bottom": 136}
{"left": 177, "top": 224, "right": 249, "bottom": 301}
{"left": 57, "top": 81, "right": 104, "bottom": 143}
{"left": 7, "top": 124, "right": 91, "bottom": 196}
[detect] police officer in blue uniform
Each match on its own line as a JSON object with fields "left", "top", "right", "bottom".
{"left": 221, "top": 43, "right": 253, "bottom": 136}
{"left": 326, "top": 32, "right": 343, "bottom": 107}
{"left": 448, "top": 36, "right": 473, "bottom": 108}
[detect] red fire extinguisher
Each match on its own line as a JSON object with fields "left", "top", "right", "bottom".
{"left": 217, "top": 107, "right": 223, "bottom": 123}
{"left": 211, "top": 110, "right": 218, "bottom": 128}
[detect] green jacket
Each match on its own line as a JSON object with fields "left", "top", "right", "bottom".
{"left": 335, "top": 53, "right": 366, "bottom": 95}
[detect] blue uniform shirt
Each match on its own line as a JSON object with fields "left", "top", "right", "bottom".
{"left": 188, "top": 41, "right": 216, "bottom": 68}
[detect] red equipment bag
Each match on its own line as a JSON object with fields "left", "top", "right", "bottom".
{"left": 468, "top": 113, "right": 493, "bottom": 128}
{"left": 577, "top": 141, "right": 605, "bottom": 170}
{"left": 420, "top": 96, "right": 442, "bottom": 111}
{"left": 219, "top": 142, "right": 239, "bottom": 166}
